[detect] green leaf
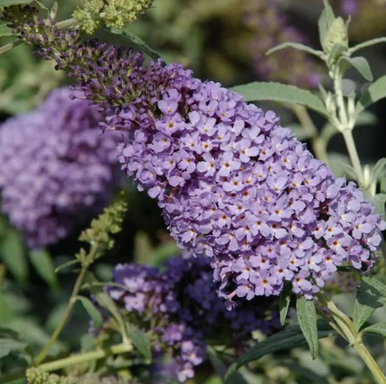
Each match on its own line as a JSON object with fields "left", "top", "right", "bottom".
{"left": 0, "top": 230, "right": 27, "bottom": 283}
{"left": 371, "top": 158, "right": 386, "bottom": 182}
{"left": 279, "top": 284, "right": 292, "bottom": 326}
{"left": 356, "top": 75, "right": 386, "bottom": 115}
{"left": 341, "top": 57, "right": 373, "bottom": 81}
{"left": 361, "top": 322, "right": 386, "bottom": 338}
{"left": 29, "top": 250, "right": 58, "bottom": 290}
{"left": 225, "top": 321, "right": 334, "bottom": 378}
{"left": 369, "top": 194, "right": 386, "bottom": 215}
{"left": 353, "top": 276, "right": 386, "bottom": 331}
{"left": 229, "top": 82, "right": 329, "bottom": 118}
{"left": 318, "top": 0, "right": 335, "bottom": 50}
{"left": 150, "top": 241, "right": 179, "bottom": 267}
{"left": 0, "top": 338, "right": 27, "bottom": 359}
{"left": 349, "top": 37, "right": 386, "bottom": 55}
{"left": 266, "top": 43, "right": 323, "bottom": 58}
{"left": 0, "top": 40, "right": 21, "bottom": 56}
{"left": 110, "top": 27, "right": 160, "bottom": 61}
{"left": 0, "top": 22, "right": 13, "bottom": 37}
{"left": 55, "top": 259, "right": 79, "bottom": 273}
{"left": 126, "top": 325, "right": 152, "bottom": 363}
{"left": 0, "top": 0, "right": 33, "bottom": 5}
{"left": 327, "top": 43, "right": 346, "bottom": 63}
{"left": 296, "top": 296, "right": 319, "bottom": 359}
{"left": 288, "top": 124, "right": 314, "bottom": 141}
{"left": 76, "top": 296, "right": 103, "bottom": 329}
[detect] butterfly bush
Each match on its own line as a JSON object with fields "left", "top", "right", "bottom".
{"left": 0, "top": 88, "right": 118, "bottom": 249}
{"left": 103, "top": 255, "right": 278, "bottom": 382}
{"left": 244, "top": 0, "right": 321, "bottom": 88}
{"left": 16, "top": 17, "right": 386, "bottom": 303}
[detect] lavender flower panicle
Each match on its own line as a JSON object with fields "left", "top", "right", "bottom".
{"left": 0, "top": 88, "right": 119, "bottom": 249}
{"left": 106, "top": 255, "right": 279, "bottom": 382}
{"left": 16, "top": 19, "right": 386, "bottom": 301}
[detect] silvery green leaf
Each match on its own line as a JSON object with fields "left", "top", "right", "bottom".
{"left": 296, "top": 297, "right": 319, "bottom": 359}
{"left": 266, "top": 43, "right": 323, "bottom": 59}
{"left": 356, "top": 75, "right": 386, "bottom": 115}
{"left": 349, "top": 37, "right": 386, "bottom": 55}
{"left": 230, "top": 82, "right": 328, "bottom": 118}
{"left": 318, "top": 0, "right": 336, "bottom": 50}
{"left": 341, "top": 57, "right": 373, "bottom": 81}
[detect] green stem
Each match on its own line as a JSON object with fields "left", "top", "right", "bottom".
{"left": 342, "top": 130, "right": 364, "bottom": 185}
{"left": 38, "top": 343, "right": 132, "bottom": 372}
{"left": 331, "top": 72, "right": 364, "bottom": 183}
{"left": 34, "top": 266, "right": 88, "bottom": 365}
{"left": 322, "top": 295, "right": 386, "bottom": 384}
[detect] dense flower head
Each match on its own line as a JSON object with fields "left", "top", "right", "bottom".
{"left": 0, "top": 88, "right": 118, "bottom": 249}
{"left": 14, "top": 21, "right": 386, "bottom": 301}
{"left": 106, "top": 255, "right": 279, "bottom": 382}
{"left": 243, "top": 0, "right": 321, "bottom": 88}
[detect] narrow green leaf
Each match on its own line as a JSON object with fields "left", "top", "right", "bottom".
{"left": 349, "top": 37, "right": 386, "bottom": 55}
{"left": 0, "top": 338, "right": 27, "bottom": 359}
{"left": 0, "top": 0, "right": 32, "bottom": 5}
{"left": 318, "top": 0, "right": 335, "bottom": 50}
{"left": 296, "top": 297, "right": 319, "bottom": 359}
{"left": 368, "top": 194, "right": 386, "bottom": 215}
{"left": 371, "top": 158, "right": 386, "bottom": 182}
{"left": 0, "top": 23, "right": 13, "bottom": 37}
{"left": 225, "top": 321, "right": 333, "bottom": 378}
{"left": 29, "top": 250, "right": 58, "bottom": 289}
{"left": 0, "top": 230, "right": 27, "bottom": 283}
{"left": 327, "top": 43, "right": 346, "bottom": 63}
{"left": 229, "top": 82, "right": 329, "bottom": 117}
{"left": 76, "top": 296, "right": 103, "bottom": 329}
{"left": 55, "top": 259, "right": 79, "bottom": 273}
{"left": 279, "top": 284, "right": 292, "bottom": 325}
{"left": 126, "top": 325, "right": 152, "bottom": 363}
{"left": 0, "top": 40, "right": 21, "bottom": 56}
{"left": 356, "top": 75, "right": 386, "bottom": 115}
{"left": 353, "top": 276, "right": 386, "bottom": 331}
{"left": 110, "top": 27, "right": 160, "bottom": 61}
{"left": 361, "top": 322, "right": 386, "bottom": 338}
{"left": 266, "top": 43, "right": 323, "bottom": 58}
{"left": 341, "top": 57, "right": 373, "bottom": 81}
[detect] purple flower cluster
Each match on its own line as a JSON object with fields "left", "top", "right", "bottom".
{"left": 15, "top": 23, "right": 385, "bottom": 301}
{"left": 96, "top": 55, "right": 384, "bottom": 303}
{"left": 107, "top": 255, "right": 278, "bottom": 382}
{"left": 0, "top": 88, "right": 119, "bottom": 249}
{"left": 243, "top": 0, "right": 321, "bottom": 88}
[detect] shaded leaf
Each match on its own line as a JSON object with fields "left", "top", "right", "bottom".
{"left": 296, "top": 296, "right": 319, "bottom": 359}
{"left": 0, "top": 338, "right": 27, "bottom": 359}
{"left": 29, "top": 250, "right": 58, "bottom": 290}
{"left": 266, "top": 43, "right": 323, "bottom": 58}
{"left": 76, "top": 296, "right": 103, "bottom": 329}
{"left": 318, "top": 0, "right": 335, "bottom": 50}
{"left": 361, "top": 322, "right": 386, "bottom": 338}
{"left": 229, "top": 82, "right": 328, "bottom": 117}
{"left": 0, "top": 230, "right": 27, "bottom": 283}
{"left": 225, "top": 321, "right": 334, "bottom": 378}
{"left": 372, "top": 158, "right": 386, "bottom": 182}
{"left": 110, "top": 27, "right": 160, "bottom": 61}
{"left": 279, "top": 284, "right": 292, "bottom": 326}
{"left": 341, "top": 57, "right": 373, "bottom": 81}
{"left": 0, "top": 22, "right": 13, "bottom": 37}
{"left": 126, "top": 325, "right": 152, "bottom": 363}
{"left": 353, "top": 276, "right": 386, "bottom": 331}
{"left": 0, "top": 0, "right": 32, "bottom": 5}
{"left": 55, "top": 259, "right": 79, "bottom": 273}
{"left": 349, "top": 37, "right": 386, "bottom": 55}
{"left": 356, "top": 75, "right": 386, "bottom": 115}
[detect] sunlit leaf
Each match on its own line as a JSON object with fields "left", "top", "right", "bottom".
{"left": 297, "top": 296, "right": 319, "bottom": 359}
{"left": 356, "top": 75, "right": 386, "bottom": 115}
{"left": 361, "top": 322, "right": 386, "bottom": 338}
{"left": 229, "top": 82, "right": 328, "bottom": 117}
{"left": 76, "top": 296, "right": 103, "bottom": 329}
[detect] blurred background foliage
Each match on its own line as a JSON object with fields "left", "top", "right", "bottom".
{"left": 1, "top": 0, "right": 386, "bottom": 382}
